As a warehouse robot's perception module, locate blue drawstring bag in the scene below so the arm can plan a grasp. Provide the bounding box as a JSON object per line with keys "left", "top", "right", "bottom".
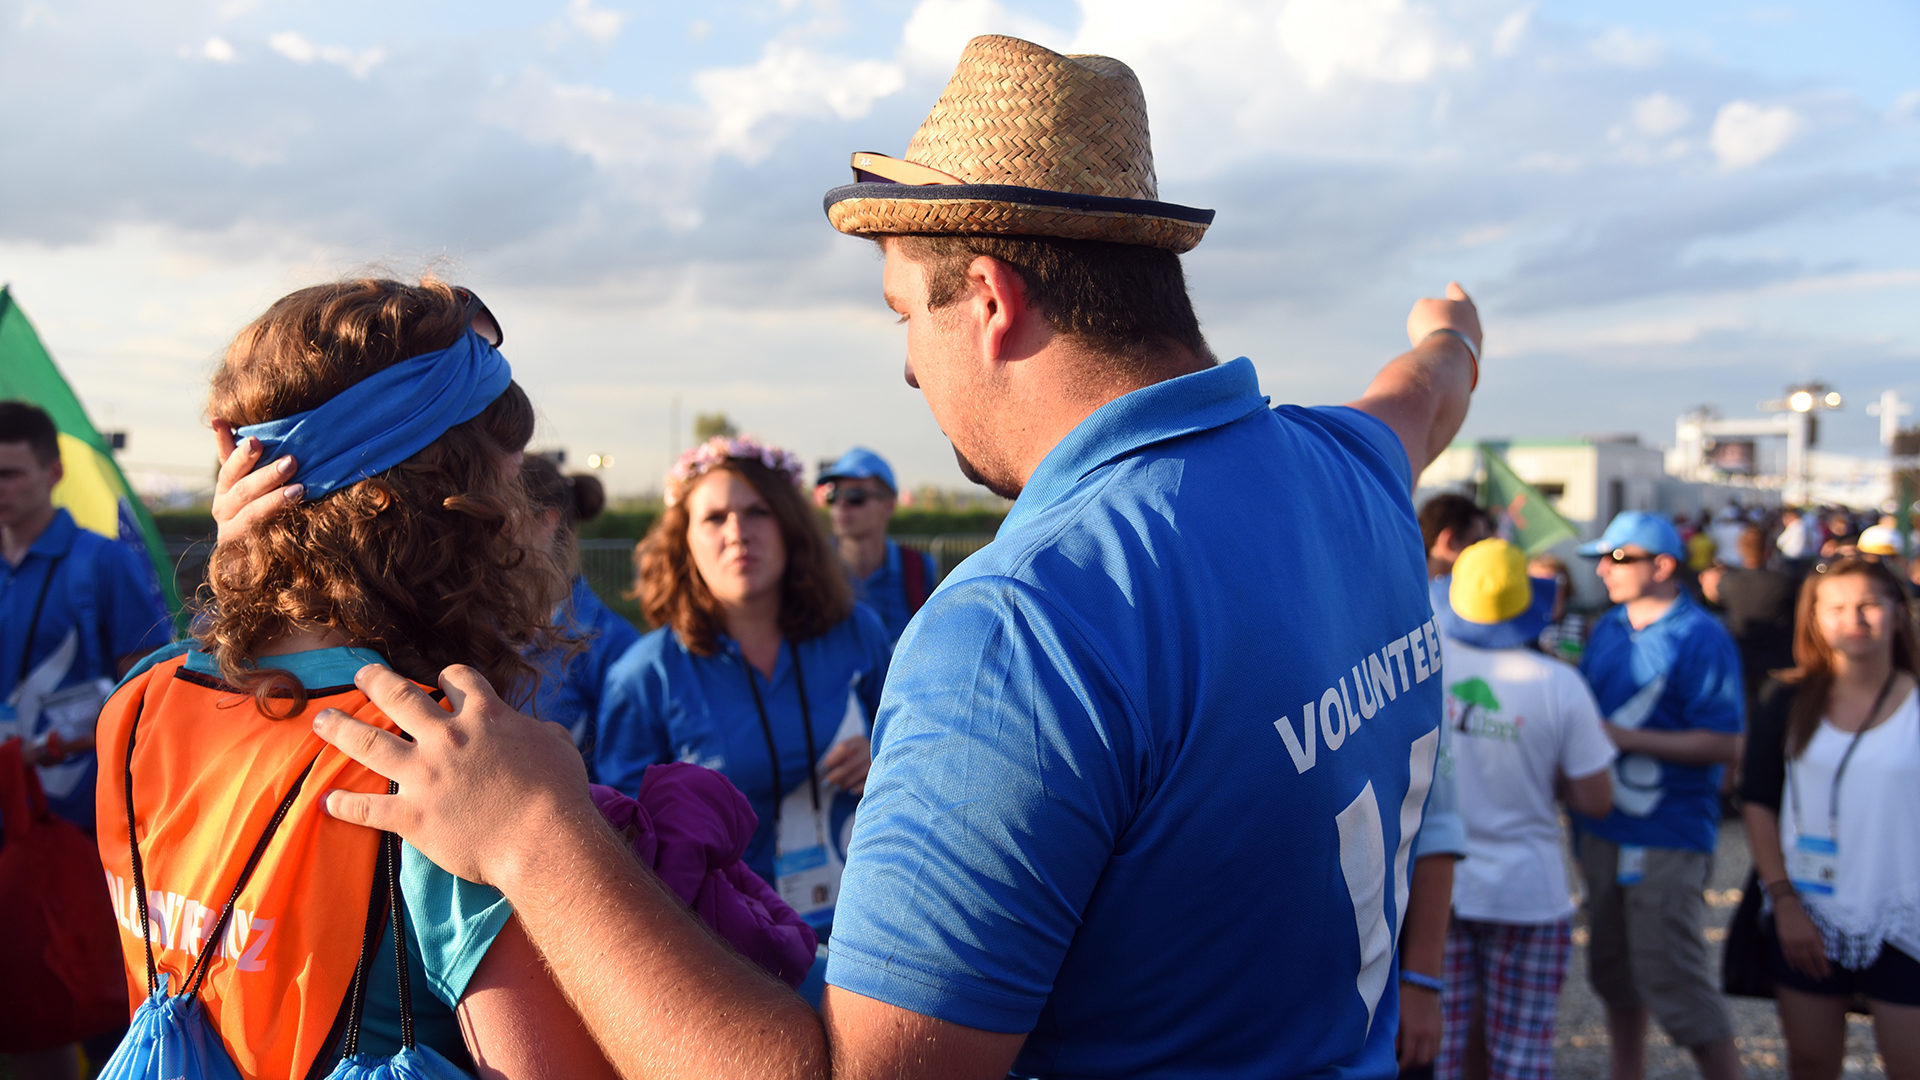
{"left": 99, "top": 714, "right": 470, "bottom": 1080}
{"left": 97, "top": 974, "right": 244, "bottom": 1080}
{"left": 96, "top": 751, "right": 316, "bottom": 1080}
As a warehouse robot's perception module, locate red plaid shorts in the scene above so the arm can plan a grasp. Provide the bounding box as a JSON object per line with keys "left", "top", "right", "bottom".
{"left": 1437, "top": 917, "right": 1572, "bottom": 1080}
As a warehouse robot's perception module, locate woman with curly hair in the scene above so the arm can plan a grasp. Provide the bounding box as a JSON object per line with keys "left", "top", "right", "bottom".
{"left": 1741, "top": 556, "right": 1920, "bottom": 1080}
{"left": 92, "top": 279, "right": 617, "bottom": 1080}
{"left": 593, "top": 436, "right": 891, "bottom": 944}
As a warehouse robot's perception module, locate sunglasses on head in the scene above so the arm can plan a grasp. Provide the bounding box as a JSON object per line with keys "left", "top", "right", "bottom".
{"left": 454, "top": 286, "right": 503, "bottom": 347}
{"left": 825, "top": 486, "right": 877, "bottom": 507}
{"left": 1603, "top": 549, "right": 1658, "bottom": 565}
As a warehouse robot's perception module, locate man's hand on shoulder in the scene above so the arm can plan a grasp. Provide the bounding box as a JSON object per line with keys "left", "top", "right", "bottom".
{"left": 313, "top": 663, "right": 597, "bottom": 889}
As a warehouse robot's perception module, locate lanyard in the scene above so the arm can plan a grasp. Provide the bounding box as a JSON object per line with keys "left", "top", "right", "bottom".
{"left": 12, "top": 553, "right": 67, "bottom": 689}
{"left": 1788, "top": 669, "right": 1898, "bottom": 839}
{"left": 739, "top": 641, "right": 822, "bottom": 822}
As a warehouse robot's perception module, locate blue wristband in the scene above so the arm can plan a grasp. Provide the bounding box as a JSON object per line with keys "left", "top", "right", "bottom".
{"left": 1400, "top": 969, "right": 1443, "bottom": 993}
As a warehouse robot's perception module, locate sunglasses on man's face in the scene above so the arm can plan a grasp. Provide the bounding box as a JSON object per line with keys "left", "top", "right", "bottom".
{"left": 826, "top": 487, "right": 880, "bottom": 507}
{"left": 1603, "top": 549, "right": 1657, "bottom": 565}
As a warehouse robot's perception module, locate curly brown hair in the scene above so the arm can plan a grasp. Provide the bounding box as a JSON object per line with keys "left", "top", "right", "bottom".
{"left": 635, "top": 457, "right": 851, "bottom": 655}
{"left": 200, "top": 278, "right": 565, "bottom": 715}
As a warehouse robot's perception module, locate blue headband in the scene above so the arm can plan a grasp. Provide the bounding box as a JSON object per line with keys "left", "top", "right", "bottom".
{"left": 235, "top": 329, "right": 513, "bottom": 499}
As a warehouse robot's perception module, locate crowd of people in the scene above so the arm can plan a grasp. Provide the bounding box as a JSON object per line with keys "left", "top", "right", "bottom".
{"left": 1, "top": 29, "right": 1915, "bottom": 1080}
{"left": 1411, "top": 497, "right": 1919, "bottom": 1080}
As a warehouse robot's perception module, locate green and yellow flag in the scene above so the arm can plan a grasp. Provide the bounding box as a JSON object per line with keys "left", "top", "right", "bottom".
{"left": 1478, "top": 442, "right": 1578, "bottom": 556}
{"left": 0, "top": 286, "right": 181, "bottom": 617}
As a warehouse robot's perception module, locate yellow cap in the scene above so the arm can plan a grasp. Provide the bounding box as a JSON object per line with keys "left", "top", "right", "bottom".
{"left": 1450, "top": 539, "right": 1533, "bottom": 625}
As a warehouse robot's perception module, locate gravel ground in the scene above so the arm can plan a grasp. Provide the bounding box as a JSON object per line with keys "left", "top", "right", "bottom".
{"left": 1554, "top": 819, "right": 1887, "bottom": 1079}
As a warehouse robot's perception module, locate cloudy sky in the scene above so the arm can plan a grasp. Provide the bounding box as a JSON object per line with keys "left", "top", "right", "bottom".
{"left": 2, "top": 0, "right": 1915, "bottom": 497}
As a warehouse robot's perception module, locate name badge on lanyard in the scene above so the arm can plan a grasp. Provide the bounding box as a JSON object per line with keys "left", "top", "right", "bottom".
{"left": 744, "top": 646, "right": 868, "bottom": 932}
{"left": 1788, "top": 835, "right": 1839, "bottom": 896}
{"left": 774, "top": 783, "right": 843, "bottom": 923}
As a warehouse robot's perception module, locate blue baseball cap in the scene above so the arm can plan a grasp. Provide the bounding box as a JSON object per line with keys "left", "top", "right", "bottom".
{"left": 818, "top": 447, "right": 897, "bottom": 493}
{"left": 1576, "top": 510, "right": 1683, "bottom": 559}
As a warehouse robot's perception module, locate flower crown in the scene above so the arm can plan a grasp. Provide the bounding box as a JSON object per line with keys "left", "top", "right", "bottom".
{"left": 664, "top": 434, "right": 808, "bottom": 507}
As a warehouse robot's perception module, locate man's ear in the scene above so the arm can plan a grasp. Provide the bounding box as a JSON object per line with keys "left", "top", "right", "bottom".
{"left": 48, "top": 458, "right": 64, "bottom": 487}
{"left": 1431, "top": 526, "right": 1457, "bottom": 559}
{"left": 966, "top": 255, "right": 1035, "bottom": 362}
{"left": 1652, "top": 553, "right": 1679, "bottom": 583}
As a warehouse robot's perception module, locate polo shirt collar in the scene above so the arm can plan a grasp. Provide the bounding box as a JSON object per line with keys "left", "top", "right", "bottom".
{"left": 184, "top": 644, "right": 389, "bottom": 688}
{"left": 25, "top": 507, "right": 78, "bottom": 559}
{"left": 1006, "top": 357, "right": 1268, "bottom": 529}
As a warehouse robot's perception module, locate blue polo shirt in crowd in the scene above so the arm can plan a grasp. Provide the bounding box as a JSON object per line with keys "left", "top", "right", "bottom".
{"left": 1575, "top": 591, "right": 1743, "bottom": 853}
{"left": 826, "top": 357, "right": 1446, "bottom": 1080}
{"left": 852, "top": 539, "right": 939, "bottom": 644}
{"left": 0, "top": 508, "right": 172, "bottom": 828}
{"left": 592, "top": 604, "right": 891, "bottom": 884}
{"left": 526, "top": 575, "right": 642, "bottom": 752}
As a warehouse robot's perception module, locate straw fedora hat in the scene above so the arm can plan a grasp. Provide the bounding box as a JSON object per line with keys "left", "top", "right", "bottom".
{"left": 822, "top": 35, "right": 1213, "bottom": 252}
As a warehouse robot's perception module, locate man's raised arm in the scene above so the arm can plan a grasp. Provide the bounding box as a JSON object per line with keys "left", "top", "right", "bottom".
{"left": 1349, "top": 283, "right": 1482, "bottom": 486}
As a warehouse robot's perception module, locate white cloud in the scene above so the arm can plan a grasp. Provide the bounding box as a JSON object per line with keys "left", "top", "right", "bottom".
{"left": 1491, "top": 6, "right": 1532, "bottom": 58}
{"left": 1589, "top": 26, "right": 1662, "bottom": 67}
{"left": 1893, "top": 90, "right": 1920, "bottom": 121}
{"left": 267, "top": 31, "right": 385, "bottom": 78}
{"left": 694, "top": 44, "right": 905, "bottom": 163}
{"left": 1632, "top": 93, "right": 1689, "bottom": 137}
{"left": 901, "top": 0, "right": 1071, "bottom": 72}
{"left": 1275, "top": 0, "right": 1468, "bottom": 91}
{"left": 1710, "top": 100, "right": 1801, "bottom": 169}
{"left": 201, "top": 37, "right": 236, "bottom": 63}
{"left": 565, "top": 0, "right": 626, "bottom": 44}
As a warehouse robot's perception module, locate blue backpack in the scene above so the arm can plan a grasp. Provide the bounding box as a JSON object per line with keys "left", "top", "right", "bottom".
{"left": 97, "top": 759, "right": 468, "bottom": 1080}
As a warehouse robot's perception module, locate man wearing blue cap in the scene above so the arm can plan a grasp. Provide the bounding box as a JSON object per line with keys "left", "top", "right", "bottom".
{"left": 1572, "top": 511, "right": 1745, "bottom": 1080}
{"left": 817, "top": 448, "right": 939, "bottom": 644}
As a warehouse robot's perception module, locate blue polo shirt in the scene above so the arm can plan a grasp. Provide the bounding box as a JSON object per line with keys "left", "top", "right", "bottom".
{"left": 526, "top": 575, "right": 642, "bottom": 751}
{"left": 592, "top": 605, "right": 891, "bottom": 884}
{"left": 1575, "top": 592, "right": 1743, "bottom": 853}
{"left": 2, "top": 508, "right": 171, "bottom": 828}
{"left": 853, "top": 540, "right": 939, "bottom": 644}
{"left": 826, "top": 358, "right": 1445, "bottom": 1079}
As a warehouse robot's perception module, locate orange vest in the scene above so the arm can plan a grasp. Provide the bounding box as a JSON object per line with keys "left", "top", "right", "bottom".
{"left": 95, "top": 652, "right": 414, "bottom": 1080}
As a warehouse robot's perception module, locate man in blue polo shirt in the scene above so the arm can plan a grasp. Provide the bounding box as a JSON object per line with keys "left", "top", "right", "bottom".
{"left": 1574, "top": 511, "right": 1744, "bottom": 1080}
{"left": 2, "top": 400, "right": 171, "bottom": 1080}
{"left": 817, "top": 447, "right": 939, "bottom": 644}
{"left": 301, "top": 34, "right": 1484, "bottom": 1080}
{"left": 1, "top": 401, "right": 171, "bottom": 830}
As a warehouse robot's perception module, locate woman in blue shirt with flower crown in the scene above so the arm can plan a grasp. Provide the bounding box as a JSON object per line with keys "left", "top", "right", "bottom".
{"left": 593, "top": 436, "right": 890, "bottom": 944}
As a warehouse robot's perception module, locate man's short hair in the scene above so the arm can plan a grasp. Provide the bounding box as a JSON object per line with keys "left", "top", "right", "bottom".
{"left": 891, "top": 234, "right": 1210, "bottom": 376}
{"left": 0, "top": 400, "right": 60, "bottom": 465}
{"left": 1419, "top": 492, "right": 1488, "bottom": 554}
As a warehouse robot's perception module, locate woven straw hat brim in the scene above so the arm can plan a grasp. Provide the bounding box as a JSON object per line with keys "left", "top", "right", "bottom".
{"left": 825, "top": 182, "right": 1212, "bottom": 252}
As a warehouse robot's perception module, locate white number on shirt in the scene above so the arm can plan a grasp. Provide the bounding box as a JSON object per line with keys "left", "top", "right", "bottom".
{"left": 1336, "top": 728, "right": 1440, "bottom": 1030}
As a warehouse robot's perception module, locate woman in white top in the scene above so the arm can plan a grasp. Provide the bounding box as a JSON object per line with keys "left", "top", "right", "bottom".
{"left": 1741, "top": 556, "right": 1920, "bottom": 1080}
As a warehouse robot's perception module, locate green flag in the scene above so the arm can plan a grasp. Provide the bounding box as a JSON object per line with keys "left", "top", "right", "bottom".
{"left": 0, "top": 286, "right": 181, "bottom": 618}
{"left": 1478, "top": 443, "right": 1578, "bottom": 556}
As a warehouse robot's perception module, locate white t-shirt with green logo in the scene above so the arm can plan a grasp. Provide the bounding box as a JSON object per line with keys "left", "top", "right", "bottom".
{"left": 1443, "top": 639, "right": 1617, "bottom": 924}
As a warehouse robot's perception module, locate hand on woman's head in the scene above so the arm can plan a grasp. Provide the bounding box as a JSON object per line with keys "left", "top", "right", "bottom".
{"left": 211, "top": 418, "right": 302, "bottom": 546}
